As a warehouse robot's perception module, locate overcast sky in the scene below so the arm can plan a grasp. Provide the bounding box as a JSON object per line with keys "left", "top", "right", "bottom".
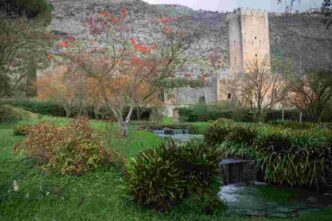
{"left": 143, "top": 0, "right": 323, "bottom": 12}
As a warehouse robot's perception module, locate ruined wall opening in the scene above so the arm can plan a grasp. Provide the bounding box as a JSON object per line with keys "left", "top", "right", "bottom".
{"left": 199, "top": 96, "right": 206, "bottom": 104}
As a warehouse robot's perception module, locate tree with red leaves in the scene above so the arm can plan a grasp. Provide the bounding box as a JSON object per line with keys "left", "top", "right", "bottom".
{"left": 58, "top": 9, "right": 199, "bottom": 136}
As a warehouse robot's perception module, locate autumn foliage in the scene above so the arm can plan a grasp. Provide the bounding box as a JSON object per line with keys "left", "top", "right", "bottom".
{"left": 14, "top": 118, "right": 112, "bottom": 175}
{"left": 46, "top": 8, "right": 198, "bottom": 136}
{"left": 35, "top": 65, "right": 77, "bottom": 117}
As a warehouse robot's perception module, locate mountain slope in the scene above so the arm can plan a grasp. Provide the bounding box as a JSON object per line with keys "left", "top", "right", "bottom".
{"left": 49, "top": 0, "right": 332, "bottom": 76}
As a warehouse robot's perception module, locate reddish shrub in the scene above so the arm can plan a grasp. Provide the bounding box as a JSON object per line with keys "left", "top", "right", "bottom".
{"left": 14, "top": 118, "right": 113, "bottom": 175}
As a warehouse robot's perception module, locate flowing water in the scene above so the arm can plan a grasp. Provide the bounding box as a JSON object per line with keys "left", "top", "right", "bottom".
{"left": 152, "top": 128, "right": 203, "bottom": 143}
{"left": 219, "top": 184, "right": 332, "bottom": 218}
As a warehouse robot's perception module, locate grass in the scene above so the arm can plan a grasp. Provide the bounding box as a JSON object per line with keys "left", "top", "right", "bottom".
{"left": 0, "top": 113, "right": 332, "bottom": 220}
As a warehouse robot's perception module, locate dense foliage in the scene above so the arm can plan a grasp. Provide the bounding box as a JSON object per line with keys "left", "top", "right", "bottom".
{"left": 125, "top": 140, "right": 222, "bottom": 211}
{"left": 0, "top": 16, "right": 51, "bottom": 97}
{"left": 12, "top": 123, "right": 30, "bottom": 136}
{"left": 1, "top": 99, "right": 152, "bottom": 120}
{"left": 178, "top": 104, "right": 332, "bottom": 123}
{"left": 205, "top": 119, "right": 332, "bottom": 188}
{"left": 0, "top": 105, "right": 31, "bottom": 123}
{"left": 14, "top": 118, "right": 112, "bottom": 175}
{"left": 1, "top": 0, "right": 52, "bottom": 22}
{"left": 177, "top": 104, "right": 253, "bottom": 122}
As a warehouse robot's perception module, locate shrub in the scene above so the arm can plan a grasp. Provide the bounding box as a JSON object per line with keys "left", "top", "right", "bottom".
{"left": 12, "top": 124, "right": 31, "bottom": 136}
{"left": 178, "top": 104, "right": 332, "bottom": 123}
{"left": 269, "top": 120, "right": 316, "bottom": 130}
{"left": 204, "top": 119, "right": 233, "bottom": 145}
{"left": 5, "top": 0, "right": 53, "bottom": 22}
{"left": 168, "top": 141, "right": 222, "bottom": 194}
{"left": 0, "top": 105, "right": 28, "bottom": 123}
{"left": 14, "top": 118, "right": 112, "bottom": 175}
{"left": 125, "top": 140, "right": 222, "bottom": 211}
{"left": 226, "top": 125, "right": 257, "bottom": 145}
{"left": 204, "top": 119, "right": 332, "bottom": 188}
{"left": 177, "top": 104, "right": 233, "bottom": 122}
{"left": 254, "top": 129, "right": 331, "bottom": 188}
{"left": 1, "top": 99, "right": 152, "bottom": 120}
{"left": 125, "top": 147, "right": 186, "bottom": 211}
{"left": 1, "top": 100, "right": 66, "bottom": 117}
{"left": 265, "top": 110, "right": 300, "bottom": 122}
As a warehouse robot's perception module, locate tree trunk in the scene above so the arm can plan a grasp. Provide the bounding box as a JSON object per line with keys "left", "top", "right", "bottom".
{"left": 137, "top": 106, "right": 141, "bottom": 121}
{"left": 117, "top": 104, "right": 134, "bottom": 137}
{"left": 26, "top": 58, "right": 37, "bottom": 97}
{"left": 93, "top": 105, "right": 100, "bottom": 120}
{"left": 119, "top": 120, "right": 129, "bottom": 137}
{"left": 64, "top": 106, "right": 71, "bottom": 118}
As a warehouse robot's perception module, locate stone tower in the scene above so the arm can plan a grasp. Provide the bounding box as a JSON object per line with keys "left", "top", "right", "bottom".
{"left": 218, "top": 8, "right": 271, "bottom": 101}
{"left": 228, "top": 7, "right": 271, "bottom": 76}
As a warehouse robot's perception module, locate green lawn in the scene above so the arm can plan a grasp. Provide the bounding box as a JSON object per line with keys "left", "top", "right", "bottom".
{"left": 0, "top": 115, "right": 331, "bottom": 221}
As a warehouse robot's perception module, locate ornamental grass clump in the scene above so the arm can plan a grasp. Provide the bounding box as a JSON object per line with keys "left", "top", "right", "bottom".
{"left": 204, "top": 119, "right": 332, "bottom": 189}
{"left": 254, "top": 129, "right": 332, "bottom": 188}
{"left": 125, "top": 140, "right": 222, "bottom": 212}
{"left": 204, "top": 118, "right": 234, "bottom": 145}
{"left": 14, "top": 118, "right": 112, "bottom": 175}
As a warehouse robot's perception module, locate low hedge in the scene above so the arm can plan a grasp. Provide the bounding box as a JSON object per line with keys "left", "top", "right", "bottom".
{"left": 205, "top": 119, "right": 332, "bottom": 189}
{"left": 177, "top": 104, "right": 306, "bottom": 123}
{"left": 177, "top": 104, "right": 253, "bottom": 122}
{"left": 0, "top": 105, "right": 32, "bottom": 123}
{"left": 0, "top": 99, "right": 152, "bottom": 120}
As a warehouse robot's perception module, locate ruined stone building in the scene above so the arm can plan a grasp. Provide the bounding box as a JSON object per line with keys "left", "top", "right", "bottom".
{"left": 165, "top": 8, "right": 272, "bottom": 116}
{"left": 44, "top": 0, "right": 332, "bottom": 117}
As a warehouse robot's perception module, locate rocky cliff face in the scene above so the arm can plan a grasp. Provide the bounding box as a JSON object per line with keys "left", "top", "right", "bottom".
{"left": 49, "top": 0, "right": 332, "bottom": 76}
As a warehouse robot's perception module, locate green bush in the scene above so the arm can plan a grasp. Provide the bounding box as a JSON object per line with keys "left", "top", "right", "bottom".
{"left": 178, "top": 104, "right": 331, "bottom": 123}
{"left": 6, "top": 0, "right": 53, "bottom": 23}
{"left": 12, "top": 123, "right": 31, "bottom": 136}
{"left": 269, "top": 120, "right": 316, "bottom": 129}
{"left": 254, "top": 129, "right": 331, "bottom": 187}
{"left": 265, "top": 110, "right": 300, "bottom": 122}
{"left": 204, "top": 119, "right": 332, "bottom": 189}
{"left": 125, "top": 140, "right": 222, "bottom": 211}
{"left": 226, "top": 125, "right": 257, "bottom": 145}
{"left": 0, "top": 105, "right": 31, "bottom": 123}
{"left": 177, "top": 104, "right": 234, "bottom": 122}
{"left": 1, "top": 100, "right": 66, "bottom": 117}
{"left": 14, "top": 118, "right": 113, "bottom": 175}
{"left": 1, "top": 99, "right": 152, "bottom": 120}
{"left": 204, "top": 119, "right": 234, "bottom": 145}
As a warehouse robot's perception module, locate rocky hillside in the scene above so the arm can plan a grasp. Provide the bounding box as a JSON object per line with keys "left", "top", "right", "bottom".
{"left": 49, "top": 0, "right": 332, "bottom": 77}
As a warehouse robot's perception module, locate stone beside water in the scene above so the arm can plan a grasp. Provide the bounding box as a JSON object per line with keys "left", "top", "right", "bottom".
{"left": 220, "top": 159, "right": 256, "bottom": 185}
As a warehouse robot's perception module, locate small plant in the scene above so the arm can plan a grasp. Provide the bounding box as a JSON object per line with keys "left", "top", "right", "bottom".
{"left": 226, "top": 125, "right": 257, "bottom": 145}
{"left": 14, "top": 118, "right": 112, "bottom": 175}
{"left": 12, "top": 124, "right": 31, "bottom": 136}
{"left": 126, "top": 147, "right": 186, "bottom": 211}
{"left": 204, "top": 118, "right": 233, "bottom": 146}
{"left": 125, "top": 140, "right": 222, "bottom": 212}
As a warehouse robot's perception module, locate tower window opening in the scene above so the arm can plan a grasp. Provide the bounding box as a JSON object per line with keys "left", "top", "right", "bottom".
{"left": 255, "top": 54, "right": 257, "bottom": 57}
{"left": 227, "top": 93, "right": 232, "bottom": 99}
{"left": 255, "top": 36, "right": 257, "bottom": 39}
